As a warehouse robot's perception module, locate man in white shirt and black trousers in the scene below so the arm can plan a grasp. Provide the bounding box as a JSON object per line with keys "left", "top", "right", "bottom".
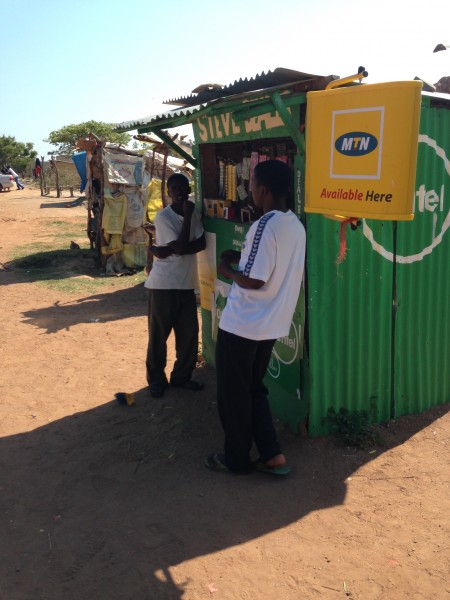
{"left": 144, "top": 173, "right": 206, "bottom": 398}
{"left": 205, "top": 160, "right": 306, "bottom": 477}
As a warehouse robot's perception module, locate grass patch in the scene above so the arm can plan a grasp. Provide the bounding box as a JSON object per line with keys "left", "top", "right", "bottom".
{"left": 7, "top": 237, "right": 146, "bottom": 294}
{"left": 13, "top": 220, "right": 87, "bottom": 249}
{"left": 48, "top": 220, "right": 78, "bottom": 228}
{"left": 5, "top": 215, "right": 148, "bottom": 294}
{"left": 11, "top": 242, "right": 51, "bottom": 258}
{"left": 48, "top": 220, "right": 86, "bottom": 233}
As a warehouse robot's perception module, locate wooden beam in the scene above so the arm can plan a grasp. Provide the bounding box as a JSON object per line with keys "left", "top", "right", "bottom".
{"left": 270, "top": 92, "right": 306, "bottom": 155}
{"left": 150, "top": 129, "right": 197, "bottom": 168}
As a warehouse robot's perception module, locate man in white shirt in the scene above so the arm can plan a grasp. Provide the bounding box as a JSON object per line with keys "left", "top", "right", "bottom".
{"left": 144, "top": 173, "right": 206, "bottom": 398}
{"left": 205, "top": 160, "right": 306, "bottom": 476}
{"left": 7, "top": 166, "right": 24, "bottom": 190}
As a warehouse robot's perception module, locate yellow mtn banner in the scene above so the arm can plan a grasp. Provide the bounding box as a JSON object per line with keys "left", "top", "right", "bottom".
{"left": 305, "top": 81, "right": 422, "bottom": 220}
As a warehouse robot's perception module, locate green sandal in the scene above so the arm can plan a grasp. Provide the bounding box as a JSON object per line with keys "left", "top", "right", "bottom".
{"left": 253, "top": 460, "right": 291, "bottom": 476}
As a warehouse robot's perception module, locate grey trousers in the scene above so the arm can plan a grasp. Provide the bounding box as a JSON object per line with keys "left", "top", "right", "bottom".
{"left": 146, "top": 289, "right": 199, "bottom": 386}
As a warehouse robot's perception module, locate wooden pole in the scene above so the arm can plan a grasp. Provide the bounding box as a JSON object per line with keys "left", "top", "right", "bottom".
{"left": 52, "top": 157, "right": 60, "bottom": 198}
{"left": 40, "top": 156, "right": 46, "bottom": 196}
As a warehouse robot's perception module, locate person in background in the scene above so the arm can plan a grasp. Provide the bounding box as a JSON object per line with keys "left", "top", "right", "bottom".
{"left": 7, "top": 166, "right": 24, "bottom": 190}
{"left": 34, "top": 158, "right": 42, "bottom": 179}
{"left": 144, "top": 173, "right": 206, "bottom": 398}
{"left": 205, "top": 160, "right": 306, "bottom": 477}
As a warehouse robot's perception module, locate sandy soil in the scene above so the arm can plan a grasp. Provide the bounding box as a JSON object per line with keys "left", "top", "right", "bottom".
{"left": 0, "top": 187, "right": 449, "bottom": 600}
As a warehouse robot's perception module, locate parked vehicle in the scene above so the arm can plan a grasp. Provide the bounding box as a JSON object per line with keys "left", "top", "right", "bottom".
{"left": 0, "top": 173, "right": 14, "bottom": 192}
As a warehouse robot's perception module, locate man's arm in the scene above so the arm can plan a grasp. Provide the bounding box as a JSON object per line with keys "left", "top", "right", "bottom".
{"left": 176, "top": 232, "right": 206, "bottom": 255}
{"left": 150, "top": 245, "right": 173, "bottom": 259}
{"left": 169, "top": 201, "right": 195, "bottom": 255}
{"left": 143, "top": 222, "right": 174, "bottom": 259}
{"left": 152, "top": 232, "right": 206, "bottom": 258}
{"left": 170, "top": 203, "right": 206, "bottom": 255}
{"left": 147, "top": 202, "right": 206, "bottom": 257}
{"left": 218, "top": 250, "right": 265, "bottom": 290}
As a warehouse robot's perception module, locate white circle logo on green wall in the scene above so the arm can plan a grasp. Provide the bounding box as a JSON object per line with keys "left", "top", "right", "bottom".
{"left": 267, "top": 320, "right": 299, "bottom": 380}
{"left": 363, "top": 134, "right": 450, "bottom": 263}
{"left": 267, "top": 354, "right": 281, "bottom": 379}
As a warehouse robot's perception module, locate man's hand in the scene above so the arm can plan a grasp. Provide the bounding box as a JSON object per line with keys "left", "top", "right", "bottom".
{"left": 142, "top": 223, "right": 155, "bottom": 237}
{"left": 220, "top": 249, "right": 241, "bottom": 264}
{"left": 218, "top": 248, "right": 264, "bottom": 290}
{"left": 218, "top": 258, "right": 231, "bottom": 278}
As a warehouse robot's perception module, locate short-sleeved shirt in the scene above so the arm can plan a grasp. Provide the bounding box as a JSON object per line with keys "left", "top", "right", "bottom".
{"left": 219, "top": 210, "right": 306, "bottom": 341}
{"left": 144, "top": 204, "right": 204, "bottom": 290}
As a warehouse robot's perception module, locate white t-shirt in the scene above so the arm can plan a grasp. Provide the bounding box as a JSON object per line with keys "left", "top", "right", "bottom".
{"left": 144, "top": 204, "right": 204, "bottom": 290}
{"left": 219, "top": 210, "right": 306, "bottom": 341}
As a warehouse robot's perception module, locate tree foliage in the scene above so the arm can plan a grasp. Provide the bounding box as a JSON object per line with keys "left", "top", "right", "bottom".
{"left": 45, "top": 121, "right": 132, "bottom": 155}
{"left": 0, "top": 135, "right": 37, "bottom": 174}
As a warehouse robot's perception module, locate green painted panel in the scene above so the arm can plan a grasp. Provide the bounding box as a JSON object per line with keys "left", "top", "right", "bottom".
{"left": 264, "top": 286, "right": 307, "bottom": 428}
{"left": 394, "top": 101, "right": 450, "bottom": 416}
{"left": 201, "top": 308, "right": 215, "bottom": 366}
{"left": 193, "top": 101, "right": 300, "bottom": 144}
{"left": 200, "top": 218, "right": 249, "bottom": 369}
{"left": 306, "top": 214, "right": 394, "bottom": 436}
{"left": 201, "top": 213, "right": 306, "bottom": 430}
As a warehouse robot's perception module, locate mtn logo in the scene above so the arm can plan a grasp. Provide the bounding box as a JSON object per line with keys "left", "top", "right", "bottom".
{"left": 335, "top": 132, "right": 378, "bottom": 156}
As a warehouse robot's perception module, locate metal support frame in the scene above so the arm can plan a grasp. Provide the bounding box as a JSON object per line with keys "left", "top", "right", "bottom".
{"left": 231, "top": 93, "right": 306, "bottom": 123}
{"left": 121, "top": 89, "right": 309, "bottom": 166}
{"left": 228, "top": 92, "right": 306, "bottom": 156}
{"left": 270, "top": 92, "right": 306, "bottom": 155}
{"left": 139, "top": 128, "right": 197, "bottom": 168}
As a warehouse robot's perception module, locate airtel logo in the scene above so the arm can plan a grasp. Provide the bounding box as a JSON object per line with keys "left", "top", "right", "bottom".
{"left": 363, "top": 134, "right": 450, "bottom": 264}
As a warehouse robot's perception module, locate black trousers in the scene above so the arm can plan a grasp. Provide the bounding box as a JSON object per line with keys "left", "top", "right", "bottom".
{"left": 216, "top": 329, "right": 281, "bottom": 472}
{"left": 146, "top": 289, "right": 199, "bottom": 386}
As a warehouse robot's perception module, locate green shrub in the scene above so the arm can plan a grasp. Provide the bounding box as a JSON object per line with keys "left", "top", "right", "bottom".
{"left": 325, "top": 407, "right": 382, "bottom": 449}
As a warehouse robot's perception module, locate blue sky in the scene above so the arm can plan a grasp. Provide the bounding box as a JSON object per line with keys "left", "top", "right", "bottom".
{"left": 1, "top": 0, "right": 449, "bottom": 156}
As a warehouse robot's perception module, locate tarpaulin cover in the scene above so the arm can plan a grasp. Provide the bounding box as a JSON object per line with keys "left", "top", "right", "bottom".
{"left": 104, "top": 152, "right": 143, "bottom": 186}
{"left": 72, "top": 152, "right": 87, "bottom": 192}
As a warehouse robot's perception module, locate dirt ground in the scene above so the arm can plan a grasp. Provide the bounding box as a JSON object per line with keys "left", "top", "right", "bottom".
{"left": 0, "top": 187, "right": 449, "bottom": 600}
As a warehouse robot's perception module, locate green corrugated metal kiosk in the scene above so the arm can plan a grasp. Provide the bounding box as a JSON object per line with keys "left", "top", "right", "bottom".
{"left": 116, "top": 68, "right": 450, "bottom": 436}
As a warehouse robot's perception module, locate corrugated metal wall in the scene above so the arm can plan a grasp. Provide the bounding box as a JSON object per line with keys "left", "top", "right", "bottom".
{"left": 395, "top": 101, "right": 450, "bottom": 416}
{"left": 305, "top": 97, "right": 450, "bottom": 435}
{"left": 306, "top": 216, "right": 394, "bottom": 435}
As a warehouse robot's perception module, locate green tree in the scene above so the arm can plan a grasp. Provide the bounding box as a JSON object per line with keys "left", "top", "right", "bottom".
{"left": 45, "top": 121, "right": 132, "bottom": 155}
{"left": 0, "top": 136, "right": 37, "bottom": 174}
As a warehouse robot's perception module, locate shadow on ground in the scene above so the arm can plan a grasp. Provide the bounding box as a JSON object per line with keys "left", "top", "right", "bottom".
{"left": 18, "top": 284, "right": 148, "bottom": 333}
{"left": 39, "top": 197, "right": 87, "bottom": 209}
{"left": 1, "top": 378, "right": 448, "bottom": 599}
{"left": 0, "top": 248, "right": 103, "bottom": 287}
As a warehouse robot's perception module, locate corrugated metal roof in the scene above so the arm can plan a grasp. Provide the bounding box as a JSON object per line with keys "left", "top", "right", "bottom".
{"left": 163, "top": 67, "right": 325, "bottom": 106}
{"left": 423, "top": 90, "right": 450, "bottom": 107}
{"left": 115, "top": 67, "right": 334, "bottom": 132}
{"left": 115, "top": 103, "right": 210, "bottom": 132}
